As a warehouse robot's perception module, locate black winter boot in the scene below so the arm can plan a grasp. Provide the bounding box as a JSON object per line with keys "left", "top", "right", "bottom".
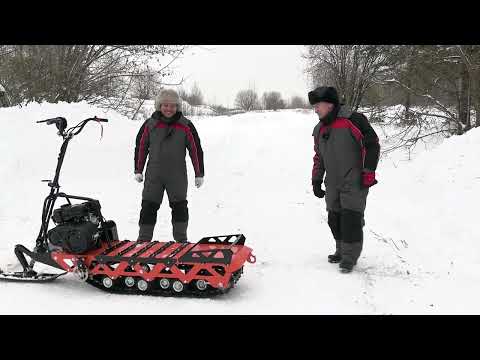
{"left": 327, "top": 211, "right": 342, "bottom": 263}
{"left": 339, "top": 241, "right": 363, "bottom": 273}
{"left": 328, "top": 240, "right": 342, "bottom": 263}
{"left": 338, "top": 209, "right": 364, "bottom": 273}
{"left": 339, "top": 260, "right": 354, "bottom": 273}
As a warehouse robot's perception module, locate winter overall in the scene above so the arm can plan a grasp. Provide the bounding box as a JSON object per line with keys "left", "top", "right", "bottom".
{"left": 312, "top": 105, "right": 379, "bottom": 267}
{"left": 134, "top": 111, "right": 204, "bottom": 242}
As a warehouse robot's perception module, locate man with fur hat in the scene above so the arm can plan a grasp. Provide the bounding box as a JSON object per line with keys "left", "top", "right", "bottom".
{"left": 308, "top": 86, "right": 380, "bottom": 273}
{"left": 134, "top": 88, "right": 204, "bottom": 242}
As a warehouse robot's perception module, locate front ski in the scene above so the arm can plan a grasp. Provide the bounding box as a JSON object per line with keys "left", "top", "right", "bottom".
{"left": 0, "top": 268, "right": 67, "bottom": 282}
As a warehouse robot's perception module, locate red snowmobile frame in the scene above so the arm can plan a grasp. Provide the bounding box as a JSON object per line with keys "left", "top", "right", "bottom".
{"left": 0, "top": 116, "right": 255, "bottom": 297}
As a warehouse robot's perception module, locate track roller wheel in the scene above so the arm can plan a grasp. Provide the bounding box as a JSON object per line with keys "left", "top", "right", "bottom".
{"left": 172, "top": 280, "right": 184, "bottom": 293}
{"left": 124, "top": 276, "right": 135, "bottom": 287}
{"left": 195, "top": 279, "right": 208, "bottom": 291}
{"left": 137, "top": 279, "right": 149, "bottom": 292}
{"left": 159, "top": 278, "right": 170, "bottom": 289}
{"left": 102, "top": 276, "right": 114, "bottom": 289}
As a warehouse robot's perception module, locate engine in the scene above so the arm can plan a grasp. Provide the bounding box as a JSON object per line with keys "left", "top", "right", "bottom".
{"left": 48, "top": 200, "right": 117, "bottom": 254}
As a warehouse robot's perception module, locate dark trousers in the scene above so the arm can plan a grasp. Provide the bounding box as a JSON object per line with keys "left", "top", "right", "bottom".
{"left": 327, "top": 209, "right": 364, "bottom": 264}
{"left": 138, "top": 199, "right": 189, "bottom": 242}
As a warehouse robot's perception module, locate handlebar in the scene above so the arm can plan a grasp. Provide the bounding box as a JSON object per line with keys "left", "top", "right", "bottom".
{"left": 37, "top": 116, "right": 108, "bottom": 138}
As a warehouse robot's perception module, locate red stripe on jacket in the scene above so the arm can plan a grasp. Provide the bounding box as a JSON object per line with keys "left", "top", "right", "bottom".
{"left": 319, "top": 117, "right": 366, "bottom": 166}
{"left": 137, "top": 125, "right": 150, "bottom": 172}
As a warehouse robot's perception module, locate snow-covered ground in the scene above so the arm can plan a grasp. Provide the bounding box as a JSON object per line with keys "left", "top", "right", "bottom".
{"left": 0, "top": 102, "right": 478, "bottom": 314}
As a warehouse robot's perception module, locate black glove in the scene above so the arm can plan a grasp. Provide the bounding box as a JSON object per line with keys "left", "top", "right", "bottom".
{"left": 312, "top": 180, "right": 325, "bottom": 198}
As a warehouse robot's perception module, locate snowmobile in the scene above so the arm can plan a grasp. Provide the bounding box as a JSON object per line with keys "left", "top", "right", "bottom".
{"left": 0, "top": 116, "right": 256, "bottom": 297}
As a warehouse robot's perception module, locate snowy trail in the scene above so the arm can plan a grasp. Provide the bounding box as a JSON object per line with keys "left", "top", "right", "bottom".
{"left": 1, "top": 103, "right": 479, "bottom": 314}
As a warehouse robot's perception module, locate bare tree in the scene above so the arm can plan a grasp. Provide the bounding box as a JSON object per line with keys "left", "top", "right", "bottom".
{"left": 210, "top": 104, "right": 230, "bottom": 115}
{"left": 262, "top": 91, "right": 286, "bottom": 111}
{"left": 0, "top": 83, "right": 11, "bottom": 107}
{"left": 288, "top": 95, "right": 308, "bottom": 109}
{"left": 235, "top": 89, "right": 259, "bottom": 111}
{"left": 188, "top": 82, "right": 204, "bottom": 106}
{"left": 455, "top": 45, "right": 480, "bottom": 128}
{"left": 380, "top": 109, "right": 451, "bottom": 159}
{"left": 177, "top": 87, "right": 188, "bottom": 101}
{"left": 177, "top": 82, "right": 204, "bottom": 106}
{"left": 303, "top": 45, "right": 398, "bottom": 110}
{"left": 125, "top": 67, "right": 164, "bottom": 120}
{"left": 381, "top": 45, "right": 480, "bottom": 135}
{"left": 0, "top": 45, "right": 14, "bottom": 58}
{"left": 0, "top": 45, "right": 186, "bottom": 107}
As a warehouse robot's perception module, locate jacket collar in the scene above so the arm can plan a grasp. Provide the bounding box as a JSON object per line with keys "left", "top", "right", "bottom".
{"left": 319, "top": 104, "right": 352, "bottom": 126}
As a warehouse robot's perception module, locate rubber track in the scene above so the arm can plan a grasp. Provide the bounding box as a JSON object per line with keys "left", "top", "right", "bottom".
{"left": 84, "top": 267, "right": 244, "bottom": 298}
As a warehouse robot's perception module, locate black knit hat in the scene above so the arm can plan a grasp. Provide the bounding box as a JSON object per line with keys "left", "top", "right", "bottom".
{"left": 308, "top": 86, "right": 339, "bottom": 106}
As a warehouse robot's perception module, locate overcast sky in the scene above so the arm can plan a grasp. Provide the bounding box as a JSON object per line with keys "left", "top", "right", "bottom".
{"left": 169, "top": 45, "right": 311, "bottom": 108}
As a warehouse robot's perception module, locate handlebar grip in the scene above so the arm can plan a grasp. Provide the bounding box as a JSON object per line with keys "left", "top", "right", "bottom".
{"left": 37, "top": 118, "right": 58, "bottom": 125}
{"left": 37, "top": 117, "right": 62, "bottom": 124}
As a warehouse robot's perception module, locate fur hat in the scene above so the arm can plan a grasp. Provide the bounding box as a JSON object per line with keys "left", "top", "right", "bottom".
{"left": 308, "top": 86, "right": 339, "bottom": 106}
{"left": 155, "top": 89, "right": 182, "bottom": 111}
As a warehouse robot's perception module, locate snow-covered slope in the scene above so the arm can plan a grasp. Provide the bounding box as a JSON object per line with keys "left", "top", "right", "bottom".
{"left": 0, "top": 102, "right": 478, "bottom": 314}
